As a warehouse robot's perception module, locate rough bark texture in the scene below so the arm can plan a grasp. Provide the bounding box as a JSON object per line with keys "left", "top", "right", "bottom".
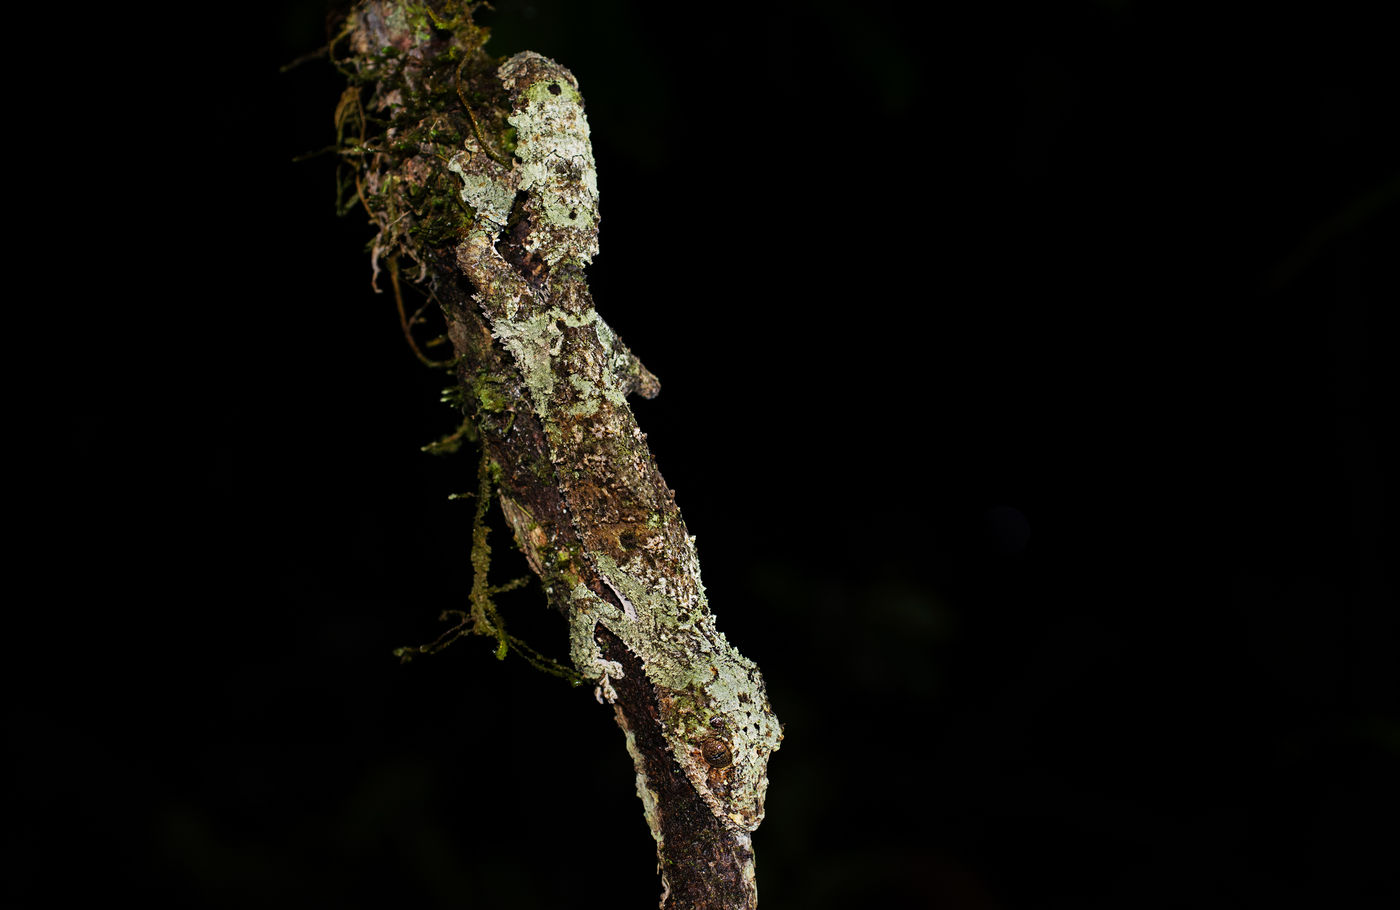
{"left": 332, "top": 4, "right": 779, "bottom": 907}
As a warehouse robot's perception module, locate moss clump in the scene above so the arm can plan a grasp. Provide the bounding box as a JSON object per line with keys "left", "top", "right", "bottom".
{"left": 333, "top": 3, "right": 574, "bottom": 680}
{"left": 331, "top": 1, "right": 508, "bottom": 300}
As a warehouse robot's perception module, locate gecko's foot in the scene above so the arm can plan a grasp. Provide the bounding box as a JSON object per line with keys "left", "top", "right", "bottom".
{"left": 592, "top": 657, "right": 624, "bottom": 704}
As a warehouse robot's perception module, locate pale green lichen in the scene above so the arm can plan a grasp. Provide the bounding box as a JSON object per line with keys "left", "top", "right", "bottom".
{"left": 498, "top": 53, "right": 599, "bottom": 266}
{"left": 565, "top": 375, "right": 601, "bottom": 417}
{"left": 447, "top": 154, "right": 514, "bottom": 227}
{"left": 484, "top": 308, "right": 564, "bottom": 415}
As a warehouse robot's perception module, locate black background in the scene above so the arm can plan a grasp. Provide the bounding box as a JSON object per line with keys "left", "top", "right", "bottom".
{"left": 14, "top": 1, "right": 1396, "bottom": 907}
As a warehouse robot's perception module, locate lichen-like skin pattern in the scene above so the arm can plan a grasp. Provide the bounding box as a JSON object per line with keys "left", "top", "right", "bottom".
{"left": 499, "top": 53, "right": 599, "bottom": 267}
{"left": 449, "top": 52, "right": 782, "bottom": 836}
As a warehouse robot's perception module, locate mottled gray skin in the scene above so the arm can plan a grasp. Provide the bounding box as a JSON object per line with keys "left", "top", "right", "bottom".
{"left": 449, "top": 52, "right": 781, "bottom": 835}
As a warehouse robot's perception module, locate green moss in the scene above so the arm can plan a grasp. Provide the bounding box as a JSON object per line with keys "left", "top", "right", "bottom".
{"left": 341, "top": 3, "right": 577, "bottom": 682}
{"left": 475, "top": 380, "right": 509, "bottom": 413}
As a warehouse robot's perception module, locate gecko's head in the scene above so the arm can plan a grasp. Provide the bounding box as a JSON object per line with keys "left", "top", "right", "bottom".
{"left": 663, "top": 672, "right": 784, "bottom": 833}
{"left": 696, "top": 716, "right": 780, "bottom": 832}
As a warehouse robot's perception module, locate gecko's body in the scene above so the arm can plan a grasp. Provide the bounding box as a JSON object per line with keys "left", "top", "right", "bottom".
{"left": 448, "top": 52, "right": 782, "bottom": 835}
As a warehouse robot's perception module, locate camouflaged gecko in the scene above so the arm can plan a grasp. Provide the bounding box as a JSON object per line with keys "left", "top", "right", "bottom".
{"left": 447, "top": 52, "right": 782, "bottom": 835}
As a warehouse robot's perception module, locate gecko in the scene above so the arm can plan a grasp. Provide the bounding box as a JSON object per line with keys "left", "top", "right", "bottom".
{"left": 446, "top": 51, "right": 783, "bottom": 836}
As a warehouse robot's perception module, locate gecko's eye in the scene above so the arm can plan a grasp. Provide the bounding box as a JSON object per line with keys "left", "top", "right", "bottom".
{"left": 701, "top": 737, "right": 733, "bottom": 769}
{"left": 548, "top": 82, "right": 562, "bottom": 95}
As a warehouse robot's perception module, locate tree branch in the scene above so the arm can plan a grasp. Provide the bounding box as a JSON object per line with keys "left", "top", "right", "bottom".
{"left": 333, "top": 4, "right": 781, "bottom": 907}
